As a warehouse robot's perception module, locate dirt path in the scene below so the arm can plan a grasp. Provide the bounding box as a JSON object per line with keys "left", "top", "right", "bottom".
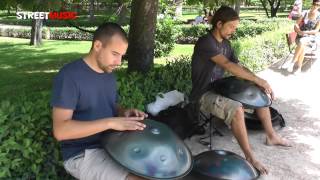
{"left": 185, "top": 57, "right": 320, "bottom": 180}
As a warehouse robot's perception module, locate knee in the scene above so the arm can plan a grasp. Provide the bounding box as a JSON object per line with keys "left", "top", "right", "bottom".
{"left": 297, "top": 42, "right": 306, "bottom": 49}
{"left": 232, "top": 107, "right": 245, "bottom": 122}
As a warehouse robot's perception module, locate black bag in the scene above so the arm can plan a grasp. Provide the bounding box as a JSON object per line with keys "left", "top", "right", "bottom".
{"left": 149, "top": 103, "right": 204, "bottom": 140}
{"left": 244, "top": 107, "right": 286, "bottom": 130}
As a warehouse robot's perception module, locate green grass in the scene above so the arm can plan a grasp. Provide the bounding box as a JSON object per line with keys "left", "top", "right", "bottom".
{"left": 0, "top": 37, "right": 192, "bottom": 99}
{"left": 155, "top": 44, "right": 194, "bottom": 64}
{"left": 0, "top": 37, "right": 90, "bottom": 98}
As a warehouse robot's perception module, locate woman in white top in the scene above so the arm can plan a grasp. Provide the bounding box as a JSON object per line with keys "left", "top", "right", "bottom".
{"left": 288, "top": 0, "right": 320, "bottom": 73}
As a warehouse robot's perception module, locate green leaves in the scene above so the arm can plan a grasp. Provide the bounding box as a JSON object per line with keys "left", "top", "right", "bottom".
{"left": 117, "top": 56, "right": 192, "bottom": 110}
{"left": 155, "top": 17, "right": 177, "bottom": 57}
{"left": 0, "top": 92, "right": 69, "bottom": 179}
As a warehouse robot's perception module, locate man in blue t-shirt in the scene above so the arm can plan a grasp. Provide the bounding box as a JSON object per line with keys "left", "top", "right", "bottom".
{"left": 51, "top": 22, "right": 147, "bottom": 180}
{"left": 190, "top": 6, "right": 291, "bottom": 175}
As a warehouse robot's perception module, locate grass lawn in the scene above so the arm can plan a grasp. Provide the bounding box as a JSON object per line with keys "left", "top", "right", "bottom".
{"left": 0, "top": 37, "right": 193, "bottom": 99}
{"left": 0, "top": 37, "right": 89, "bottom": 99}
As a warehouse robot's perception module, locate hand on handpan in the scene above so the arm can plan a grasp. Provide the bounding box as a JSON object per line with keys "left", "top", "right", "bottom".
{"left": 256, "top": 78, "right": 275, "bottom": 100}
{"left": 108, "top": 117, "right": 146, "bottom": 131}
{"left": 123, "top": 108, "right": 148, "bottom": 118}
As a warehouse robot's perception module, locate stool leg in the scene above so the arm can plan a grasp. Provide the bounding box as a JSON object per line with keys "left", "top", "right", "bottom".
{"left": 209, "top": 118, "right": 212, "bottom": 150}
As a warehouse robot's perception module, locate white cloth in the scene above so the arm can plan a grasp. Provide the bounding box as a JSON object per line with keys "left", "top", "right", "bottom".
{"left": 146, "top": 90, "right": 185, "bottom": 116}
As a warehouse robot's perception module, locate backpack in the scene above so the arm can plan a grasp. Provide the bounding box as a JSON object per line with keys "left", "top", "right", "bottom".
{"left": 244, "top": 107, "right": 286, "bottom": 130}
{"left": 149, "top": 103, "right": 205, "bottom": 140}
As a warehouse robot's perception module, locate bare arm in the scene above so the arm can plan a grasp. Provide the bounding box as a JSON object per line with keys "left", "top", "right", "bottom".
{"left": 294, "top": 16, "right": 304, "bottom": 35}
{"left": 52, "top": 107, "right": 145, "bottom": 141}
{"left": 211, "top": 54, "right": 274, "bottom": 99}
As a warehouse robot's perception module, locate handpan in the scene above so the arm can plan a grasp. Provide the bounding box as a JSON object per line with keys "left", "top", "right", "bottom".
{"left": 101, "top": 119, "right": 193, "bottom": 179}
{"left": 182, "top": 150, "right": 259, "bottom": 180}
{"left": 211, "top": 76, "right": 272, "bottom": 108}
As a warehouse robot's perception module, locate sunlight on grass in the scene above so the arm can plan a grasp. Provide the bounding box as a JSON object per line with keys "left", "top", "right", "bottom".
{"left": 0, "top": 37, "right": 91, "bottom": 98}
{"left": 0, "top": 37, "right": 193, "bottom": 98}
{"left": 155, "top": 44, "right": 194, "bottom": 64}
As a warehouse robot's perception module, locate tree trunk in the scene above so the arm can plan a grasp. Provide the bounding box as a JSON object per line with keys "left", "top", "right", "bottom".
{"left": 260, "top": 0, "right": 270, "bottom": 18}
{"left": 96, "top": 0, "right": 99, "bottom": 12}
{"left": 270, "top": 0, "right": 281, "bottom": 17}
{"left": 89, "top": 0, "right": 95, "bottom": 20}
{"left": 234, "top": 0, "right": 241, "bottom": 14}
{"left": 30, "top": 19, "right": 43, "bottom": 46}
{"left": 128, "top": 0, "right": 158, "bottom": 73}
{"left": 175, "top": 0, "right": 183, "bottom": 17}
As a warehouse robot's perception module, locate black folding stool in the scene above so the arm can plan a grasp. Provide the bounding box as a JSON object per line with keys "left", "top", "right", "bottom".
{"left": 194, "top": 102, "right": 224, "bottom": 150}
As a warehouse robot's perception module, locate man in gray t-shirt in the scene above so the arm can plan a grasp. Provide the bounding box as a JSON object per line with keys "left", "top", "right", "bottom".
{"left": 190, "top": 6, "right": 291, "bottom": 175}
{"left": 190, "top": 32, "right": 239, "bottom": 102}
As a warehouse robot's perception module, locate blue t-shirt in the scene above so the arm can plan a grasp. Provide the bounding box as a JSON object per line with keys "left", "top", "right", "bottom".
{"left": 51, "top": 59, "right": 118, "bottom": 161}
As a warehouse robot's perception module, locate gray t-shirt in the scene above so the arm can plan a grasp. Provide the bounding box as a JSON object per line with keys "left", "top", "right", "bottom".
{"left": 190, "top": 32, "right": 239, "bottom": 102}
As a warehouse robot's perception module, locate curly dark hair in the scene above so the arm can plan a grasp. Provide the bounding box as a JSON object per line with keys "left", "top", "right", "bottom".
{"left": 211, "top": 6, "right": 239, "bottom": 30}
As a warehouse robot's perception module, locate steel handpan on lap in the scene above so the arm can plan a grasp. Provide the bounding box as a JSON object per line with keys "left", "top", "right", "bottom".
{"left": 211, "top": 76, "right": 272, "bottom": 109}
{"left": 101, "top": 119, "right": 193, "bottom": 179}
{"left": 183, "top": 150, "right": 259, "bottom": 180}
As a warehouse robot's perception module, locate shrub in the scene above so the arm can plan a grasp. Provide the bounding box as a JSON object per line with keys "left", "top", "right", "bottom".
{"left": 175, "top": 18, "right": 289, "bottom": 44}
{"left": 155, "top": 18, "right": 177, "bottom": 57}
{"left": 48, "top": 27, "right": 94, "bottom": 40}
{"left": 175, "top": 24, "right": 209, "bottom": 44}
{"left": 117, "top": 56, "right": 192, "bottom": 109}
{"left": 232, "top": 20, "right": 292, "bottom": 72}
{"left": 0, "top": 92, "right": 70, "bottom": 179}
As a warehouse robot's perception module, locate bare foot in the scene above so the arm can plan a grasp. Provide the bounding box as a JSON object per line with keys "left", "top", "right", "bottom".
{"left": 266, "top": 135, "right": 291, "bottom": 147}
{"left": 246, "top": 157, "right": 268, "bottom": 175}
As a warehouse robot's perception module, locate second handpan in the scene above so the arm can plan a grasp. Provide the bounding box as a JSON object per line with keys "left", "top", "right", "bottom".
{"left": 210, "top": 76, "right": 272, "bottom": 108}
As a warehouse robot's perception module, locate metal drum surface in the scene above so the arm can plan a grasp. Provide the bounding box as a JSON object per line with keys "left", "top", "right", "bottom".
{"left": 211, "top": 76, "right": 272, "bottom": 108}
{"left": 101, "top": 119, "right": 193, "bottom": 179}
{"left": 182, "top": 150, "right": 259, "bottom": 180}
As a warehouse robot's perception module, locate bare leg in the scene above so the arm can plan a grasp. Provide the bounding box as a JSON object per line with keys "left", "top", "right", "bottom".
{"left": 288, "top": 44, "right": 305, "bottom": 72}
{"left": 126, "top": 174, "right": 147, "bottom": 180}
{"left": 255, "top": 107, "right": 291, "bottom": 146}
{"left": 295, "top": 46, "right": 306, "bottom": 71}
{"left": 230, "top": 107, "right": 268, "bottom": 174}
{"left": 292, "top": 43, "right": 305, "bottom": 63}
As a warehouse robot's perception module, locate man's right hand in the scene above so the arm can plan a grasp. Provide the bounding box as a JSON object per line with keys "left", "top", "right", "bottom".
{"left": 107, "top": 117, "right": 146, "bottom": 131}
{"left": 254, "top": 78, "right": 275, "bottom": 100}
{"left": 298, "top": 30, "right": 304, "bottom": 36}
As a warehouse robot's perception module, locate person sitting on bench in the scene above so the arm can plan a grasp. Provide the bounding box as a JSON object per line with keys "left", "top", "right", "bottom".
{"left": 287, "top": 0, "right": 320, "bottom": 74}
